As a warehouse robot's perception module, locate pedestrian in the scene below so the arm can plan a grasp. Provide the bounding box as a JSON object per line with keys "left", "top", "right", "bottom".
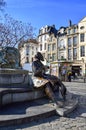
{"left": 72, "top": 70, "right": 75, "bottom": 80}
{"left": 67, "top": 71, "right": 72, "bottom": 82}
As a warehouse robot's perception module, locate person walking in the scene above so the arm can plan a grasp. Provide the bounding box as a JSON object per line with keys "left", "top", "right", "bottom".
{"left": 67, "top": 71, "right": 72, "bottom": 82}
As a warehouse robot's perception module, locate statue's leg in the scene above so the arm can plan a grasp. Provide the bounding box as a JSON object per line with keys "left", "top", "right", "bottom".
{"left": 44, "top": 82, "right": 58, "bottom": 105}
{"left": 48, "top": 80, "right": 59, "bottom": 92}
{"left": 49, "top": 79, "right": 66, "bottom": 99}
{"left": 56, "top": 79, "right": 67, "bottom": 101}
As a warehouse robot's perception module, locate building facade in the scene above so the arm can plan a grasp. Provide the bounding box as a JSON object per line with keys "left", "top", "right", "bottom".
{"left": 38, "top": 25, "right": 57, "bottom": 62}
{"left": 18, "top": 39, "right": 38, "bottom": 67}
{"left": 19, "top": 17, "right": 86, "bottom": 77}
{"left": 78, "top": 17, "right": 86, "bottom": 75}
{"left": 37, "top": 17, "right": 86, "bottom": 77}
{"left": 57, "top": 18, "right": 86, "bottom": 77}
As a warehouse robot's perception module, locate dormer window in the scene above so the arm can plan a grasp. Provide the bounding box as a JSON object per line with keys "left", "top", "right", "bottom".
{"left": 45, "top": 28, "right": 47, "bottom": 33}
{"left": 73, "top": 28, "right": 77, "bottom": 33}
{"left": 39, "top": 29, "right": 43, "bottom": 34}
{"left": 80, "top": 26, "right": 84, "bottom": 30}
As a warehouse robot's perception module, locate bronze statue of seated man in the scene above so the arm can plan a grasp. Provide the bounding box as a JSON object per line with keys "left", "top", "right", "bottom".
{"left": 32, "top": 52, "right": 67, "bottom": 107}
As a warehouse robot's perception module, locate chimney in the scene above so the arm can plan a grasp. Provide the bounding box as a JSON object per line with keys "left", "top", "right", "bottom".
{"left": 69, "top": 20, "right": 72, "bottom": 27}
{"left": 52, "top": 24, "right": 55, "bottom": 28}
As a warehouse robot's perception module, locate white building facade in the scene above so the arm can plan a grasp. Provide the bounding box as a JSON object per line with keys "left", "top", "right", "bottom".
{"left": 18, "top": 39, "right": 38, "bottom": 67}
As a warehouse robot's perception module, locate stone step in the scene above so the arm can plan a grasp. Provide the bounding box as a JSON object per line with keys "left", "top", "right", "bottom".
{"left": 0, "top": 97, "right": 78, "bottom": 127}
{"left": 0, "top": 98, "right": 56, "bottom": 127}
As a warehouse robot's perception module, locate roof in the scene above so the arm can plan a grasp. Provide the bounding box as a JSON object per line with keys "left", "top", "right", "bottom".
{"left": 18, "top": 38, "right": 38, "bottom": 48}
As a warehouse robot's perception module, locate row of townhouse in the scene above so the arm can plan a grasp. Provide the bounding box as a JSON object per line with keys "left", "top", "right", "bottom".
{"left": 19, "top": 17, "right": 86, "bottom": 77}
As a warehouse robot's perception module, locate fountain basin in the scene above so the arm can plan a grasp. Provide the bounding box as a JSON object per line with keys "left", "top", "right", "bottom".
{"left": 0, "top": 68, "right": 31, "bottom": 88}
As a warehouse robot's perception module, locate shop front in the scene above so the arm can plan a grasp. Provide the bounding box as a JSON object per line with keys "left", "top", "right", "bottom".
{"left": 51, "top": 61, "right": 72, "bottom": 81}
{"left": 71, "top": 66, "right": 81, "bottom": 76}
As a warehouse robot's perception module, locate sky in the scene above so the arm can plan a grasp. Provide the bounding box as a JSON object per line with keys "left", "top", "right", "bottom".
{"left": 2, "top": 0, "right": 86, "bottom": 36}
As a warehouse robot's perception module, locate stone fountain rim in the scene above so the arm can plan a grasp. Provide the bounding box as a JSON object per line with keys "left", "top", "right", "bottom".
{"left": 0, "top": 68, "right": 29, "bottom": 74}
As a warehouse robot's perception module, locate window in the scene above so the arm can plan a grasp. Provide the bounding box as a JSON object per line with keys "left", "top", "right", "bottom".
{"left": 50, "top": 36, "right": 53, "bottom": 42}
{"left": 80, "top": 33, "right": 85, "bottom": 42}
{"left": 26, "top": 49, "right": 29, "bottom": 55}
{"left": 44, "top": 43, "right": 46, "bottom": 50}
{"left": 68, "top": 49, "right": 72, "bottom": 60}
{"left": 48, "top": 44, "right": 51, "bottom": 51}
{"left": 36, "top": 47, "right": 38, "bottom": 52}
{"left": 39, "top": 30, "right": 41, "bottom": 34}
{"left": 73, "top": 36, "right": 77, "bottom": 46}
{"left": 80, "top": 46, "right": 85, "bottom": 57}
{"left": 68, "top": 37, "right": 72, "bottom": 47}
{"left": 52, "top": 43, "right": 56, "bottom": 51}
{"left": 48, "top": 54, "right": 51, "bottom": 62}
{"left": 44, "top": 35, "right": 46, "bottom": 40}
{"left": 45, "top": 28, "right": 47, "bottom": 33}
{"left": 59, "top": 39, "right": 65, "bottom": 49}
{"left": 73, "top": 28, "right": 77, "bottom": 33}
{"left": 39, "top": 36, "right": 42, "bottom": 42}
{"left": 52, "top": 53, "right": 56, "bottom": 61}
{"left": 40, "top": 44, "right": 42, "bottom": 51}
{"left": 39, "top": 29, "right": 43, "bottom": 34}
{"left": 73, "top": 48, "right": 77, "bottom": 59}
{"left": 68, "top": 29, "right": 71, "bottom": 34}
{"left": 80, "top": 26, "right": 84, "bottom": 30}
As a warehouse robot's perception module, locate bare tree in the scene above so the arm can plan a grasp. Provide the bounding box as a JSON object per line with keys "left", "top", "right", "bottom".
{"left": 0, "top": 14, "right": 35, "bottom": 47}
{"left": 0, "top": 0, "right": 6, "bottom": 11}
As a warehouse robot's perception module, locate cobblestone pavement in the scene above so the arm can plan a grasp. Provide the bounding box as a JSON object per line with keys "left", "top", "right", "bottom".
{"left": 0, "top": 82, "right": 86, "bottom": 130}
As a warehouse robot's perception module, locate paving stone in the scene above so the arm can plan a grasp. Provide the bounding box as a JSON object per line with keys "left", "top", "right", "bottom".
{"left": 69, "top": 122, "right": 77, "bottom": 127}
{"left": 59, "top": 127, "right": 66, "bottom": 130}
{"left": 78, "top": 127, "right": 86, "bottom": 130}
{"left": 39, "top": 125, "right": 52, "bottom": 130}
{"left": 71, "top": 127, "right": 77, "bottom": 130}
{"left": 22, "top": 126, "right": 39, "bottom": 130}
{"left": 51, "top": 124, "right": 60, "bottom": 129}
